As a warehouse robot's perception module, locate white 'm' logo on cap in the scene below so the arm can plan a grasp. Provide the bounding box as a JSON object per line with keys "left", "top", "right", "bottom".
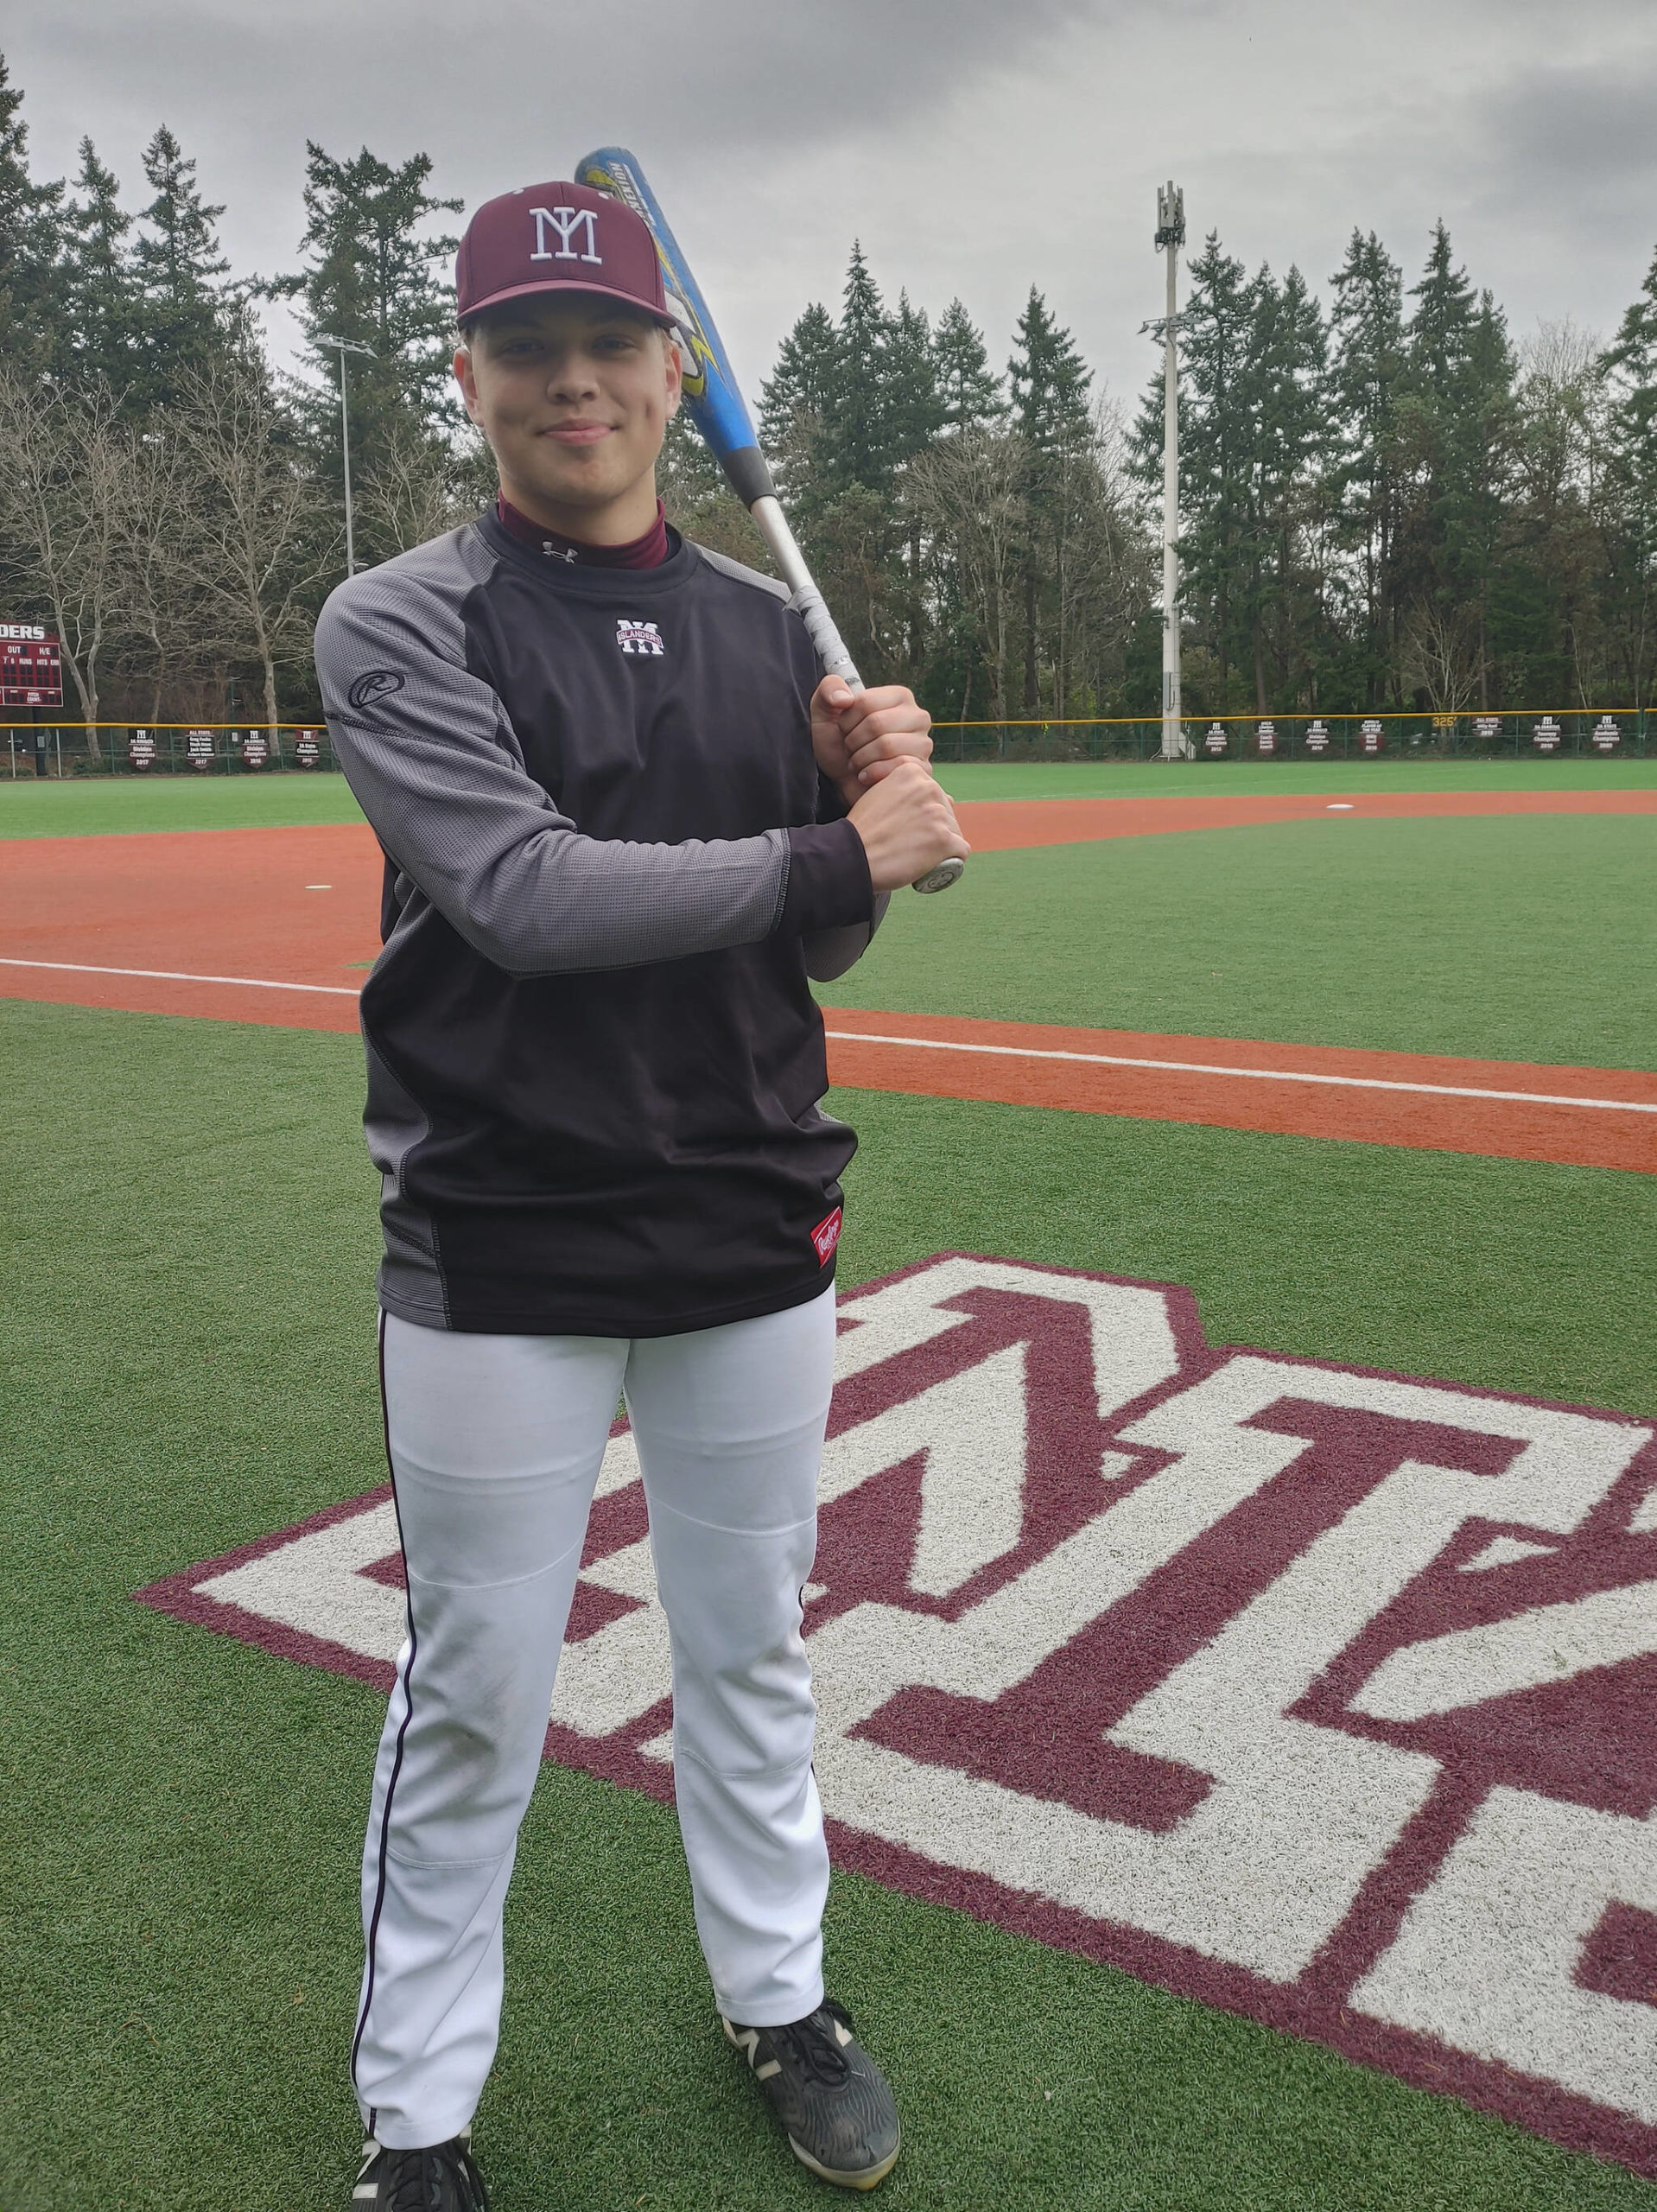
{"left": 530, "top": 206, "right": 603, "bottom": 265}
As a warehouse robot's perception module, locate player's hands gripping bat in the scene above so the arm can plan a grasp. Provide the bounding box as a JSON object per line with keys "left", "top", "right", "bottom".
{"left": 576, "top": 145, "right": 965, "bottom": 895}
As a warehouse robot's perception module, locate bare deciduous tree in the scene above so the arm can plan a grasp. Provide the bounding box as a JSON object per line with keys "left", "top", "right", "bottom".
{"left": 1401, "top": 594, "right": 1481, "bottom": 710}
{"left": 118, "top": 415, "right": 202, "bottom": 724}
{"left": 909, "top": 429, "right": 1027, "bottom": 727}
{"left": 175, "top": 353, "right": 338, "bottom": 738}
{"left": 1044, "top": 400, "right": 1153, "bottom": 721}
{"left": 356, "top": 416, "right": 493, "bottom": 556}
{"left": 0, "top": 369, "right": 125, "bottom": 760}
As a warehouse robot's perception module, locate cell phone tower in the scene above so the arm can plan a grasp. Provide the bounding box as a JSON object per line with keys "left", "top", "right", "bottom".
{"left": 1153, "top": 181, "right": 1185, "bottom": 760}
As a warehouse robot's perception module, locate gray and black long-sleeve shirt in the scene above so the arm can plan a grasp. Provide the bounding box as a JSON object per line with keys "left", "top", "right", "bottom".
{"left": 314, "top": 509, "right": 883, "bottom": 1338}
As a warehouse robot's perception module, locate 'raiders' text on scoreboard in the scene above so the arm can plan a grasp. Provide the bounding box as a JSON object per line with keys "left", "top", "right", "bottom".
{"left": 1, "top": 623, "right": 63, "bottom": 707}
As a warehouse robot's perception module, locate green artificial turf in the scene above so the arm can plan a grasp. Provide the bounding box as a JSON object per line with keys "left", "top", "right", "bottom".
{"left": 3, "top": 758, "right": 1652, "bottom": 837}
{"left": 934, "top": 759, "right": 1657, "bottom": 799}
{"left": 3, "top": 996, "right": 1654, "bottom": 2210}
{"left": 0, "top": 772, "right": 365, "bottom": 839}
{"left": 828, "top": 816, "right": 1657, "bottom": 1070}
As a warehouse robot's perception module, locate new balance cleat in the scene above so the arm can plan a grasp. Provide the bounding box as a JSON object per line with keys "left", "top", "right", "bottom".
{"left": 352, "top": 2130, "right": 490, "bottom": 2210}
{"left": 724, "top": 1997, "right": 901, "bottom": 2190}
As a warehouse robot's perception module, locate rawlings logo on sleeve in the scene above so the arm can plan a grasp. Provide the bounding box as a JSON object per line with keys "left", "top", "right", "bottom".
{"left": 347, "top": 670, "right": 405, "bottom": 709}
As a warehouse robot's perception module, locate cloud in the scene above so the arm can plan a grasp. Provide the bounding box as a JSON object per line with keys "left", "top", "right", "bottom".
{"left": 1475, "top": 54, "right": 1657, "bottom": 210}
{"left": 7, "top": 0, "right": 1657, "bottom": 412}
{"left": 14, "top": 0, "right": 1104, "bottom": 168}
{"left": 7, "top": 0, "right": 1101, "bottom": 381}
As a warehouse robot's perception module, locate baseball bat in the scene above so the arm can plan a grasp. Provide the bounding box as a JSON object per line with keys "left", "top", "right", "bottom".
{"left": 575, "top": 145, "right": 964, "bottom": 895}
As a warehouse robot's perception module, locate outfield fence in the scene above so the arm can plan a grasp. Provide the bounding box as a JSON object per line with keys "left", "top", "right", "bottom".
{"left": 4, "top": 709, "right": 1653, "bottom": 779}
{"left": 3, "top": 722, "right": 337, "bottom": 778}
{"left": 929, "top": 709, "right": 1652, "bottom": 762}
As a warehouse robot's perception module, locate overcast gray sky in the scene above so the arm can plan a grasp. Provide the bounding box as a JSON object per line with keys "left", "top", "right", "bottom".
{"left": 9, "top": 0, "right": 1657, "bottom": 417}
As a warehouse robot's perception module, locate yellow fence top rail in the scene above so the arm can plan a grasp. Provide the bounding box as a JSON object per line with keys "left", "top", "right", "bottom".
{"left": 928, "top": 709, "right": 1645, "bottom": 728}
{"left": 0, "top": 721, "right": 326, "bottom": 730}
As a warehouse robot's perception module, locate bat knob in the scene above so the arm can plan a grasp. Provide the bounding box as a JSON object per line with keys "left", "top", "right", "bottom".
{"left": 911, "top": 857, "right": 965, "bottom": 895}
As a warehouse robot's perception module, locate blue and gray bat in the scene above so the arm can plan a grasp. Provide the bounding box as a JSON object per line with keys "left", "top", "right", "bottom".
{"left": 576, "top": 144, "right": 963, "bottom": 894}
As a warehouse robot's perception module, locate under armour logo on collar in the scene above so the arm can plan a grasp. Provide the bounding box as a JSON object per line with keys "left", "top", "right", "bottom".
{"left": 617, "top": 620, "right": 664, "bottom": 657}
{"left": 541, "top": 541, "right": 579, "bottom": 563}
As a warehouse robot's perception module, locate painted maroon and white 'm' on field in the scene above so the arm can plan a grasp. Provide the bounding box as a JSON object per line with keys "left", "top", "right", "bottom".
{"left": 137, "top": 1256, "right": 1657, "bottom": 2175}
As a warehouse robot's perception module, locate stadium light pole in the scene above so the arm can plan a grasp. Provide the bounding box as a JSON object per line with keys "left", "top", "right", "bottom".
{"left": 314, "top": 335, "right": 376, "bottom": 577}
{"left": 1153, "top": 182, "right": 1185, "bottom": 760}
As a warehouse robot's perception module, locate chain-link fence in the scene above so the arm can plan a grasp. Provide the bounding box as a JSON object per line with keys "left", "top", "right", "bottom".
{"left": 7, "top": 710, "right": 1653, "bottom": 779}
{"left": 3, "top": 722, "right": 338, "bottom": 778}
{"left": 930, "top": 710, "right": 1653, "bottom": 763}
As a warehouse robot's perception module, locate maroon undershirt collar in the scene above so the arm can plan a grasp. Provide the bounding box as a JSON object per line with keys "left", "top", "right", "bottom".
{"left": 495, "top": 493, "right": 670, "bottom": 570}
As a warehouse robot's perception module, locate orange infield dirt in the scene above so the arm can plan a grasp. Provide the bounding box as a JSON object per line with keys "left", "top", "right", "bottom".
{"left": 2, "top": 798, "right": 1653, "bottom": 1172}
{"left": 955, "top": 785, "right": 1657, "bottom": 850}
{"left": 818, "top": 1007, "right": 1656, "bottom": 1174}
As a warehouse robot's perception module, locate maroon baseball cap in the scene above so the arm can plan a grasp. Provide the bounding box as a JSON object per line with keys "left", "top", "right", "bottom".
{"left": 455, "top": 180, "right": 675, "bottom": 327}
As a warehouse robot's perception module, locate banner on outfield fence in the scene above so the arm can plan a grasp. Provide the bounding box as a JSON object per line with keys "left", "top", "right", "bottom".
{"left": 138, "top": 1254, "right": 1657, "bottom": 2181}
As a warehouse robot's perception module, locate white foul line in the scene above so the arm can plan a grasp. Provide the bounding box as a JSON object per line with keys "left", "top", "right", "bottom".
{"left": 3, "top": 960, "right": 1650, "bottom": 1117}
{"left": 822, "top": 1029, "right": 1657, "bottom": 1116}
{"left": 0, "top": 957, "right": 361, "bottom": 998}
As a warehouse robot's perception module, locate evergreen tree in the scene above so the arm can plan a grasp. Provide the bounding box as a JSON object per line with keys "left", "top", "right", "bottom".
{"left": 1006, "top": 289, "right": 1088, "bottom": 709}
{"left": 130, "top": 125, "right": 231, "bottom": 408}
{"left": 1459, "top": 290, "right": 1518, "bottom": 674}
{"left": 0, "top": 56, "right": 67, "bottom": 372}
{"left": 885, "top": 292, "right": 943, "bottom": 671}
{"left": 932, "top": 299, "right": 1003, "bottom": 431}
{"left": 759, "top": 258, "right": 950, "bottom": 677}
{"left": 1595, "top": 248, "right": 1657, "bottom": 703}
{"left": 762, "top": 248, "right": 930, "bottom": 677}
{"left": 1327, "top": 229, "right": 1406, "bottom": 702}
{"left": 1007, "top": 287, "right": 1091, "bottom": 453}
{"left": 1006, "top": 289, "right": 1093, "bottom": 709}
{"left": 885, "top": 291, "right": 944, "bottom": 461}
{"left": 809, "top": 248, "right": 905, "bottom": 670}
{"left": 825, "top": 241, "right": 897, "bottom": 491}
{"left": 1407, "top": 220, "right": 1476, "bottom": 386}
{"left": 758, "top": 300, "right": 839, "bottom": 507}
{"left": 62, "top": 139, "right": 143, "bottom": 393}
{"left": 1135, "top": 235, "right": 1254, "bottom": 702}
{"left": 6, "top": 68, "right": 1646, "bottom": 730}
{"left": 759, "top": 302, "right": 839, "bottom": 448}
{"left": 1600, "top": 244, "right": 1657, "bottom": 459}
{"left": 269, "top": 142, "right": 462, "bottom": 558}
{"left": 1399, "top": 224, "right": 1516, "bottom": 702}
{"left": 1240, "top": 264, "right": 1328, "bottom": 706}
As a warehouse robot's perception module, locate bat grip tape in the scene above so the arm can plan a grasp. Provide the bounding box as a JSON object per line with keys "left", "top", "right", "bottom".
{"left": 721, "top": 445, "right": 777, "bottom": 508}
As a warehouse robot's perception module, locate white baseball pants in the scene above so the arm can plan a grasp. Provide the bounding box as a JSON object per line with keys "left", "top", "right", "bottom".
{"left": 353, "top": 1290, "right": 837, "bottom": 2150}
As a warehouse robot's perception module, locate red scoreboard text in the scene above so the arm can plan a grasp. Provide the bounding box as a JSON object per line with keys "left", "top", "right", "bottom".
{"left": 2, "top": 623, "right": 63, "bottom": 707}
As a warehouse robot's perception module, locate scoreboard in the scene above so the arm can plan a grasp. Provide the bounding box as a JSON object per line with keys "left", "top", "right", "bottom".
{"left": 1, "top": 622, "right": 63, "bottom": 707}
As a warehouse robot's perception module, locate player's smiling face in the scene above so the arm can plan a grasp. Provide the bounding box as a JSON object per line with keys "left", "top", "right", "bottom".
{"left": 456, "top": 295, "right": 682, "bottom": 541}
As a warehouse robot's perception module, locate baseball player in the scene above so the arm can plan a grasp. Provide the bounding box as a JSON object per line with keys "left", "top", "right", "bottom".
{"left": 314, "top": 177, "right": 968, "bottom": 2210}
